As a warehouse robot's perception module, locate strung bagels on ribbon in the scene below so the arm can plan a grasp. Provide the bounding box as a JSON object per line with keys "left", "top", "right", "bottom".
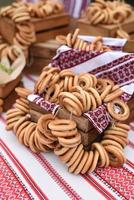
{"left": 6, "top": 64, "right": 130, "bottom": 174}
{"left": 34, "top": 66, "right": 130, "bottom": 121}
{"left": 56, "top": 29, "right": 112, "bottom": 52}
{"left": 48, "top": 119, "right": 81, "bottom": 148}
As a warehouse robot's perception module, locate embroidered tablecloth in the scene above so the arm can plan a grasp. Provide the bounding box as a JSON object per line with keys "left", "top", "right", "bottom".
{"left": 0, "top": 72, "right": 134, "bottom": 200}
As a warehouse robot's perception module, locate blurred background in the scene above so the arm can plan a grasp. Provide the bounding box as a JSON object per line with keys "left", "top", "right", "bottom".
{"left": 0, "top": 0, "right": 133, "bottom": 14}
{"left": 0, "top": 0, "right": 133, "bottom": 6}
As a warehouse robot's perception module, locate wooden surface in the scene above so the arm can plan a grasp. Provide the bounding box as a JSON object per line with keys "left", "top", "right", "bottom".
{"left": 29, "top": 101, "right": 95, "bottom": 133}
{"left": 123, "top": 40, "right": 134, "bottom": 52}
{"left": 0, "top": 13, "right": 70, "bottom": 44}
{"left": 36, "top": 26, "right": 69, "bottom": 42}
{"left": 29, "top": 105, "right": 100, "bottom": 148}
{"left": 0, "top": 75, "right": 22, "bottom": 98}
{"left": 30, "top": 40, "right": 60, "bottom": 58}
{"left": 0, "top": 17, "right": 15, "bottom": 44}
{"left": 33, "top": 13, "right": 70, "bottom": 32}
{"left": 78, "top": 11, "right": 134, "bottom": 37}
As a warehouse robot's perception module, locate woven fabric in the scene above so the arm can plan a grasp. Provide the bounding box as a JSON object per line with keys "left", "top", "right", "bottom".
{"left": 0, "top": 73, "right": 134, "bottom": 200}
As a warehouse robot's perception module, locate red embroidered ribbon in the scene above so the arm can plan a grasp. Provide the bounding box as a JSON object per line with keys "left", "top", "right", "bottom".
{"left": 28, "top": 94, "right": 111, "bottom": 134}
{"left": 84, "top": 105, "right": 110, "bottom": 133}
{"left": 28, "top": 94, "right": 60, "bottom": 114}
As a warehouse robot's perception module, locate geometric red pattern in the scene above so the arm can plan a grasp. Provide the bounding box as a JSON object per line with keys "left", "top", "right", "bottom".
{"left": 98, "top": 60, "right": 134, "bottom": 85}
{"left": 84, "top": 105, "right": 110, "bottom": 133}
{"left": 0, "top": 154, "right": 32, "bottom": 200}
{"left": 52, "top": 49, "right": 104, "bottom": 70}
{"left": 89, "top": 54, "right": 134, "bottom": 75}
{"left": 52, "top": 50, "right": 134, "bottom": 86}
{"left": 95, "top": 166, "right": 134, "bottom": 200}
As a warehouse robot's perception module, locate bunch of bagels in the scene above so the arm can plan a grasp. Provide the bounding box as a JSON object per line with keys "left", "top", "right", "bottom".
{"left": 0, "top": 1, "right": 64, "bottom": 52}
{"left": 6, "top": 47, "right": 130, "bottom": 174}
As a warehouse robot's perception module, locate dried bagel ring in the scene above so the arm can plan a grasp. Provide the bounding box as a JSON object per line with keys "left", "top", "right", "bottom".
{"left": 59, "top": 92, "right": 83, "bottom": 115}
{"left": 96, "top": 78, "right": 107, "bottom": 94}
{"left": 104, "top": 129, "right": 128, "bottom": 138}
{"left": 92, "top": 143, "right": 106, "bottom": 167}
{"left": 73, "top": 38, "right": 81, "bottom": 49}
{"left": 59, "top": 69, "right": 75, "bottom": 77}
{"left": 68, "top": 149, "right": 84, "bottom": 173}
{"left": 48, "top": 119, "right": 76, "bottom": 132}
{"left": 59, "top": 146, "right": 78, "bottom": 163}
{"left": 16, "top": 120, "right": 30, "bottom": 139}
{"left": 104, "top": 145, "right": 126, "bottom": 167}
{"left": 64, "top": 102, "right": 82, "bottom": 116}
{"left": 87, "top": 87, "right": 102, "bottom": 106}
{"left": 78, "top": 40, "right": 84, "bottom": 50}
{"left": 74, "top": 151, "right": 89, "bottom": 174}
{"left": 81, "top": 151, "right": 94, "bottom": 174}
{"left": 23, "top": 122, "right": 36, "bottom": 147}
{"left": 90, "top": 93, "right": 97, "bottom": 110}
{"left": 90, "top": 10, "right": 102, "bottom": 24}
{"left": 84, "top": 91, "right": 92, "bottom": 111}
{"left": 107, "top": 98, "right": 130, "bottom": 121}
{"left": 54, "top": 144, "right": 69, "bottom": 156}
{"left": 45, "top": 84, "right": 60, "bottom": 103}
{"left": 103, "top": 135, "right": 127, "bottom": 148}
{"left": 37, "top": 114, "right": 57, "bottom": 139}
{"left": 52, "top": 128, "right": 77, "bottom": 138}
{"left": 96, "top": 0, "right": 107, "bottom": 7}
{"left": 109, "top": 124, "right": 128, "bottom": 134}
{"left": 14, "top": 115, "right": 30, "bottom": 133}
{"left": 82, "top": 42, "right": 88, "bottom": 51}
{"left": 101, "top": 139, "right": 123, "bottom": 150}
{"left": 63, "top": 97, "right": 82, "bottom": 114}
{"left": 58, "top": 132, "right": 81, "bottom": 147}
{"left": 103, "top": 79, "right": 114, "bottom": 87}
{"left": 72, "top": 28, "right": 80, "bottom": 45}
{"left": 93, "top": 12, "right": 105, "bottom": 25}
{"left": 56, "top": 35, "right": 67, "bottom": 45}
{"left": 101, "top": 85, "right": 112, "bottom": 100}
{"left": 71, "top": 86, "right": 87, "bottom": 111}
{"left": 66, "top": 33, "right": 72, "bottom": 47}
{"left": 103, "top": 88, "right": 123, "bottom": 102}
{"left": 66, "top": 144, "right": 82, "bottom": 166}
{"left": 78, "top": 73, "right": 93, "bottom": 89}
{"left": 116, "top": 29, "right": 130, "bottom": 40}
{"left": 115, "top": 122, "right": 130, "bottom": 131}
{"left": 88, "top": 150, "right": 99, "bottom": 173}
{"left": 112, "top": 9, "right": 126, "bottom": 24}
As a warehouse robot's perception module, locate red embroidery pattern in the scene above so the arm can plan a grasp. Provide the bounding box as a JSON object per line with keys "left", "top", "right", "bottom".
{"left": 91, "top": 54, "right": 134, "bottom": 75}
{"left": 0, "top": 153, "right": 33, "bottom": 200}
{"left": 33, "top": 153, "right": 82, "bottom": 200}
{"left": 98, "top": 60, "right": 134, "bottom": 85}
{"left": 94, "top": 166, "right": 134, "bottom": 200}
{"left": 52, "top": 50, "right": 104, "bottom": 69}
{"left": 84, "top": 105, "right": 110, "bottom": 133}
{"left": 33, "top": 96, "right": 58, "bottom": 112}
{"left": 51, "top": 50, "right": 134, "bottom": 85}
{"left": 121, "top": 92, "right": 132, "bottom": 102}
